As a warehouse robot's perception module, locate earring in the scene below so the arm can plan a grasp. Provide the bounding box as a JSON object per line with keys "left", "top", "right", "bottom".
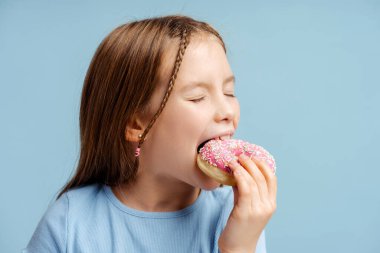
{"left": 135, "top": 134, "right": 143, "bottom": 157}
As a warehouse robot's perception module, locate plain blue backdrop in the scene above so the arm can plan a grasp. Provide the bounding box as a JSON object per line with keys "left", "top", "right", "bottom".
{"left": 1, "top": 0, "right": 379, "bottom": 252}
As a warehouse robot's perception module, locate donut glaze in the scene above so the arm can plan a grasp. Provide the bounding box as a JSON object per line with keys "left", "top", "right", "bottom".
{"left": 197, "top": 139, "right": 276, "bottom": 186}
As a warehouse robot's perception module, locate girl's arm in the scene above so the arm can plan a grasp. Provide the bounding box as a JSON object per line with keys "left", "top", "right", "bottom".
{"left": 218, "top": 154, "right": 277, "bottom": 253}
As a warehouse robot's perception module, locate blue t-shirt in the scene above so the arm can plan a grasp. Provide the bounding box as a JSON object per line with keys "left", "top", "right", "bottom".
{"left": 23, "top": 184, "right": 266, "bottom": 253}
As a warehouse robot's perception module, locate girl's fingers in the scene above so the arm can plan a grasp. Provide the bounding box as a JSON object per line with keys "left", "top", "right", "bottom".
{"left": 229, "top": 160, "right": 261, "bottom": 208}
{"left": 251, "top": 157, "right": 277, "bottom": 206}
{"left": 237, "top": 154, "right": 269, "bottom": 201}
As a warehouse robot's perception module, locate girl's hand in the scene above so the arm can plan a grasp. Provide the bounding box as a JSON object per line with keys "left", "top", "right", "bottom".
{"left": 218, "top": 154, "right": 277, "bottom": 253}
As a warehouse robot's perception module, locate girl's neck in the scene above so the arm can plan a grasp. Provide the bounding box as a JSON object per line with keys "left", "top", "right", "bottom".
{"left": 112, "top": 173, "right": 201, "bottom": 212}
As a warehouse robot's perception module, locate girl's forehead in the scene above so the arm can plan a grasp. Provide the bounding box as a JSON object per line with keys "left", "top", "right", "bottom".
{"left": 161, "top": 34, "right": 222, "bottom": 70}
{"left": 158, "top": 34, "right": 227, "bottom": 90}
{"left": 179, "top": 40, "right": 229, "bottom": 81}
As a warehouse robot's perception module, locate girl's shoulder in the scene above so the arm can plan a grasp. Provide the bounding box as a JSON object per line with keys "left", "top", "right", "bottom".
{"left": 24, "top": 184, "right": 115, "bottom": 252}
{"left": 60, "top": 183, "right": 109, "bottom": 219}
{"left": 39, "top": 184, "right": 103, "bottom": 219}
{"left": 63, "top": 183, "right": 104, "bottom": 202}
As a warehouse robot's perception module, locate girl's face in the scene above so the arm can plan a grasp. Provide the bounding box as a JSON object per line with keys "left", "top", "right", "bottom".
{"left": 141, "top": 34, "right": 240, "bottom": 190}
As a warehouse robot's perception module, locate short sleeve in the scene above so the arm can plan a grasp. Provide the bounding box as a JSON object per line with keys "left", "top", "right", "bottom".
{"left": 22, "top": 194, "right": 69, "bottom": 253}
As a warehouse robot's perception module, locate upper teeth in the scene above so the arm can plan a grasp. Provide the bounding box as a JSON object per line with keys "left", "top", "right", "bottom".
{"left": 216, "top": 135, "right": 231, "bottom": 141}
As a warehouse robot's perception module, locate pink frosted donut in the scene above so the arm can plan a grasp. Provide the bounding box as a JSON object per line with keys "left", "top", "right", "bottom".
{"left": 197, "top": 139, "right": 276, "bottom": 186}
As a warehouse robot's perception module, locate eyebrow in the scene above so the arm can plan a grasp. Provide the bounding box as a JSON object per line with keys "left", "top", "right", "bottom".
{"left": 181, "top": 75, "right": 235, "bottom": 91}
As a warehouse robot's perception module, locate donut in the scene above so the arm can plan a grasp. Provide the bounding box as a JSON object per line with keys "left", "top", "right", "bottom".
{"left": 196, "top": 139, "right": 276, "bottom": 186}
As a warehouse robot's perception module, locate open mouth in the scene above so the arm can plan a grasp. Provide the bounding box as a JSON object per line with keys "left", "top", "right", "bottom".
{"left": 197, "top": 139, "right": 212, "bottom": 153}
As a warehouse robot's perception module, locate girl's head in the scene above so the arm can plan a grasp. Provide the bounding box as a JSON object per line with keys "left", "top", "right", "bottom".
{"left": 59, "top": 15, "right": 240, "bottom": 197}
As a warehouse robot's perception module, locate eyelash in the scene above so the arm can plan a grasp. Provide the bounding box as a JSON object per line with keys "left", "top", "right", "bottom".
{"left": 191, "top": 94, "right": 236, "bottom": 103}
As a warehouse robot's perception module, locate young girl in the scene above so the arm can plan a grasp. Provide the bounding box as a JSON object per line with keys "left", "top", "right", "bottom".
{"left": 24, "top": 15, "right": 277, "bottom": 253}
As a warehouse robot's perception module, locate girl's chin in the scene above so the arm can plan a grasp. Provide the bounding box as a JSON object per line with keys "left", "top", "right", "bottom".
{"left": 198, "top": 177, "right": 223, "bottom": 191}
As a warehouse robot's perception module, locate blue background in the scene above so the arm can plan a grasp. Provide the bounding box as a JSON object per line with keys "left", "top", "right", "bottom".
{"left": 1, "top": 0, "right": 379, "bottom": 252}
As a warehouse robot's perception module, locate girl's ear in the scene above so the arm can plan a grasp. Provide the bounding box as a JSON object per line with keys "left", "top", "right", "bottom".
{"left": 125, "top": 114, "right": 146, "bottom": 143}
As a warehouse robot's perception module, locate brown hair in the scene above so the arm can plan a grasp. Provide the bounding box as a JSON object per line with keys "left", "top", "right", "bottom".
{"left": 57, "top": 15, "right": 226, "bottom": 199}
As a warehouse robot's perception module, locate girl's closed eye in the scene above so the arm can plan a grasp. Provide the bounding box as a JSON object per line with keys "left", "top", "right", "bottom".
{"left": 190, "top": 93, "right": 236, "bottom": 103}
{"left": 191, "top": 97, "right": 205, "bottom": 103}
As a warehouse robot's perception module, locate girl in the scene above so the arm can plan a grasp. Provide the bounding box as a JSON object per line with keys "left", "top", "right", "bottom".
{"left": 24, "top": 15, "right": 277, "bottom": 253}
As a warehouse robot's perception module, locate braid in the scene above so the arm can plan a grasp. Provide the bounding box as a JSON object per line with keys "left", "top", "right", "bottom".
{"left": 133, "top": 28, "right": 190, "bottom": 168}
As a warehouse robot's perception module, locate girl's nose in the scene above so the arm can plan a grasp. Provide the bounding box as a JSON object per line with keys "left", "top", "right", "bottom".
{"left": 214, "top": 95, "right": 235, "bottom": 123}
